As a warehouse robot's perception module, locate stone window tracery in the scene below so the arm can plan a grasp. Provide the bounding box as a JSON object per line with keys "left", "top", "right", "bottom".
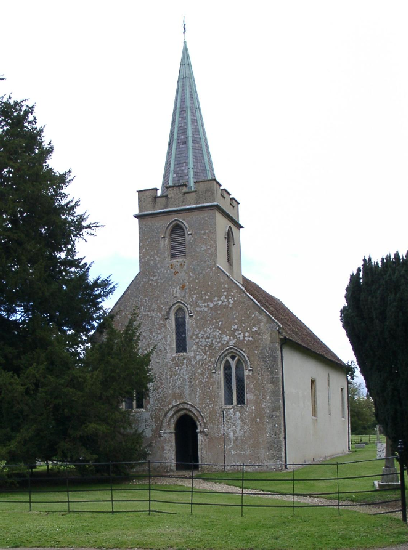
{"left": 222, "top": 353, "right": 246, "bottom": 406}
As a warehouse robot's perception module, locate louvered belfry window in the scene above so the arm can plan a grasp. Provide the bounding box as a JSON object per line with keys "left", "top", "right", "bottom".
{"left": 175, "top": 307, "right": 187, "bottom": 353}
{"left": 170, "top": 223, "right": 186, "bottom": 259}
{"left": 222, "top": 353, "right": 246, "bottom": 406}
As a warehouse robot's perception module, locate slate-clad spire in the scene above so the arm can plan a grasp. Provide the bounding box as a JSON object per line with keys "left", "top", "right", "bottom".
{"left": 161, "top": 41, "right": 215, "bottom": 194}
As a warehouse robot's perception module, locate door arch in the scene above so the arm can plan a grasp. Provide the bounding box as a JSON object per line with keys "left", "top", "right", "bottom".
{"left": 175, "top": 414, "right": 199, "bottom": 470}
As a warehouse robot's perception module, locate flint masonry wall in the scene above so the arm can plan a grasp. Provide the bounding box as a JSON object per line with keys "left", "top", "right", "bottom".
{"left": 112, "top": 180, "right": 285, "bottom": 469}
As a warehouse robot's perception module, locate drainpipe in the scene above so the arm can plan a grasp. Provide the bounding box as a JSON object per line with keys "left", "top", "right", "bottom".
{"left": 347, "top": 378, "right": 351, "bottom": 452}
{"left": 222, "top": 409, "right": 226, "bottom": 471}
{"left": 280, "top": 336, "right": 288, "bottom": 468}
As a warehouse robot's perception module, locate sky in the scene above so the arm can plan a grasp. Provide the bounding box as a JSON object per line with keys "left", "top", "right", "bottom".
{"left": 2, "top": 0, "right": 408, "bottom": 382}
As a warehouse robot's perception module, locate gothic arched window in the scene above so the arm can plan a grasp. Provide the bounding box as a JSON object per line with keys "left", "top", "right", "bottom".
{"left": 175, "top": 307, "right": 187, "bottom": 353}
{"left": 170, "top": 223, "right": 186, "bottom": 259}
{"left": 222, "top": 353, "right": 246, "bottom": 405}
{"left": 226, "top": 227, "right": 234, "bottom": 267}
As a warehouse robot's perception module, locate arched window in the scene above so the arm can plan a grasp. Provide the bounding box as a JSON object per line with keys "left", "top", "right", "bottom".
{"left": 175, "top": 307, "right": 187, "bottom": 353}
{"left": 170, "top": 223, "right": 186, "bottom": 259}
{"left": 226, "top": 227, "right": 234, "bottom": 267}
{"left": 222, "top": 353, "right": 246, "bottom": 405}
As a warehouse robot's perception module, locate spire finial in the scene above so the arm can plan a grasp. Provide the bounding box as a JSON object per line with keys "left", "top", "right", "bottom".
{"left": 183, "top": 17, "right": 186, "bottom": 42}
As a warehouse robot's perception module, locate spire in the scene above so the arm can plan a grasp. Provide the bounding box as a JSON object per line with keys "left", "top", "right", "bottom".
{"left": 161, "top": 41, "right": 215, "bottom": 194}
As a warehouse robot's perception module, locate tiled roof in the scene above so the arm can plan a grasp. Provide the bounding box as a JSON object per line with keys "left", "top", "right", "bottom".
{"left": 161, "top": 41, "right": 215, "bottom": 194}
{"left": 243, "top": 276, "right": 344, "bottom": 366}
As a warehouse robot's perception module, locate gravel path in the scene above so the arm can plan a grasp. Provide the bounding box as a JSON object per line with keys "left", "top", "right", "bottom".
{"left": 144, "top": 475, "right": 402, "bottom": 516}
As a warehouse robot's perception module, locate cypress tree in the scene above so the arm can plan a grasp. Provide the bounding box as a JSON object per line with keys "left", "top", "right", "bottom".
{"left": 341, "top": 252, "right": 408, "bottom": 447}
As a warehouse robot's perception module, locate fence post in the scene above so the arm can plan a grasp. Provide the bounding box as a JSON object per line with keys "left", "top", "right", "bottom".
{"left": 190, "top": 462, "right": 194, "bottom": 515}
{"left": 292, "top": 467, "right": 295, "bottom": 516}
{"left": 241, "top": 463, "right": 245, "bottom": 518}
{"left": 148, "top": 460, "right": 151, "bottom": 516}
{"left": 28, "top": 465, "right": 32, "bottom": 512}
{"left": 337, "top": 462, "right": 340, "bottom": 516}
{"left": 110, "top": 462, "right": 114, "bottom": 513}
{"left": 66, "top": 462, "right": 70, "bottom": 513}
{"left": 397, "top": 441, "right": 407, "bottom": 523}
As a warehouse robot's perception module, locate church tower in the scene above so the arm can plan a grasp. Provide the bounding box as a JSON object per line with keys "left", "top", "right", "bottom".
{"left": 136, "top": 40, "right": 243, "bottom": 283}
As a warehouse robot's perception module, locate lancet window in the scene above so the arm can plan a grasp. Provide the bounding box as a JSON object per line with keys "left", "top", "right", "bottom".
{"left": 175, "top": 307, "right": 187, "bottom": 353}
{"left": 311, "top": 378, "right": 317, "bottom": 417}
{"left": 226, "top": 227, "right": 234, "bottom": 267}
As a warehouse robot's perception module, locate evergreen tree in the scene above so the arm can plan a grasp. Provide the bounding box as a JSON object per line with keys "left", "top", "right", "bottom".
{"left": 341, "top": 252, "right": 408, "bottom": 447}
{"left": 0, "top": 96, "right": 151, "bottom": 464}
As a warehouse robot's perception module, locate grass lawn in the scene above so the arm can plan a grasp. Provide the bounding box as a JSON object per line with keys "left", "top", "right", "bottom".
{"left": 199, "top": 443, "right": 403, "bottom": 504}
{"left": 0, "top": 487, "right": 407, "bottom": 549}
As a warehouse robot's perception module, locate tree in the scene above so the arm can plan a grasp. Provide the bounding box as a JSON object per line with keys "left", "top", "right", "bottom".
{"left": 348, "top": 381, "right": 376, "bottom": 435}
{"left": 0, "top": 97, "right": 110, "bottom": 338}
{"left": 341, "top": 252, "right": 408, "bottom": 447}
{"left": 58, "top": 313, "right": 152, "bottom": 464}
{"left": 0, "top": 96, "right": 151, "bottom": 464}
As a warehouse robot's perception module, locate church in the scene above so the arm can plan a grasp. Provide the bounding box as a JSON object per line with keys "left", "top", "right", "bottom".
{"left": 112, "top": 41, "right": 349, "bottom": 469}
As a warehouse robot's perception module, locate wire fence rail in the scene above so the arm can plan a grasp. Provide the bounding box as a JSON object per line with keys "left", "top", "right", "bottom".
{"left": 0, "top": 456, "right": 406, "bottom": 521}
{"left": 350, "top": 434, "right": 385, "bottom": 445}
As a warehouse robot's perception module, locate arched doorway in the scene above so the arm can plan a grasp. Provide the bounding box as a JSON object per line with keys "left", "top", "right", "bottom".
{"left": 175, "top": 414, "right": 199, "bottom": 470}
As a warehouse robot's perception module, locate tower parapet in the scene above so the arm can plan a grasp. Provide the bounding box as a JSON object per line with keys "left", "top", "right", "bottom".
{"left": 136, "top": 179, "right": 241, "bottom": 227}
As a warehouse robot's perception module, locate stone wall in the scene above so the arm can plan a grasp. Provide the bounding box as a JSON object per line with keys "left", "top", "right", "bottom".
{"left": 112, "top": 189, "right": 285, "bottom": 469}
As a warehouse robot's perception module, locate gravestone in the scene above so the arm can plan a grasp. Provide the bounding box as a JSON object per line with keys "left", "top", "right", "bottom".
{"left": 376, "top": 442, "right": 386, "bottom": 459}
{"left": 374, "top": 431, "right": 399, "bottom": 489}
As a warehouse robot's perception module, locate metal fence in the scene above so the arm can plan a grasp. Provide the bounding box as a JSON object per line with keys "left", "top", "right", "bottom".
{"left": 0, "top": 456, "right": 405, "bottom": 521}
{"left": 350, "top": 434, "right": 385, "bottom": 445}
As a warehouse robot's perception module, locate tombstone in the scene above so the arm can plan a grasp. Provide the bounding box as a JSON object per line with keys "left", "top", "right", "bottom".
{"left": 376, "top": 442, "right": 386, "bottom": 459}
{"left": 374, "top": 431, "right": 399, "bottom": 489}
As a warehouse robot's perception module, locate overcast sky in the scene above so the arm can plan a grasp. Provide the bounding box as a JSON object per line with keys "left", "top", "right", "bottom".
{"left": 2, "top": 1, "right": 408, "bottom": 381}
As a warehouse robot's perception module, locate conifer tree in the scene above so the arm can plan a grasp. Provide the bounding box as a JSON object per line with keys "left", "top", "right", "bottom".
{"left": 341, "top": 252, "right": 408, "bottom": 447}
{"left": 0, "top": 96, "right": 151, "bottom": 464}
